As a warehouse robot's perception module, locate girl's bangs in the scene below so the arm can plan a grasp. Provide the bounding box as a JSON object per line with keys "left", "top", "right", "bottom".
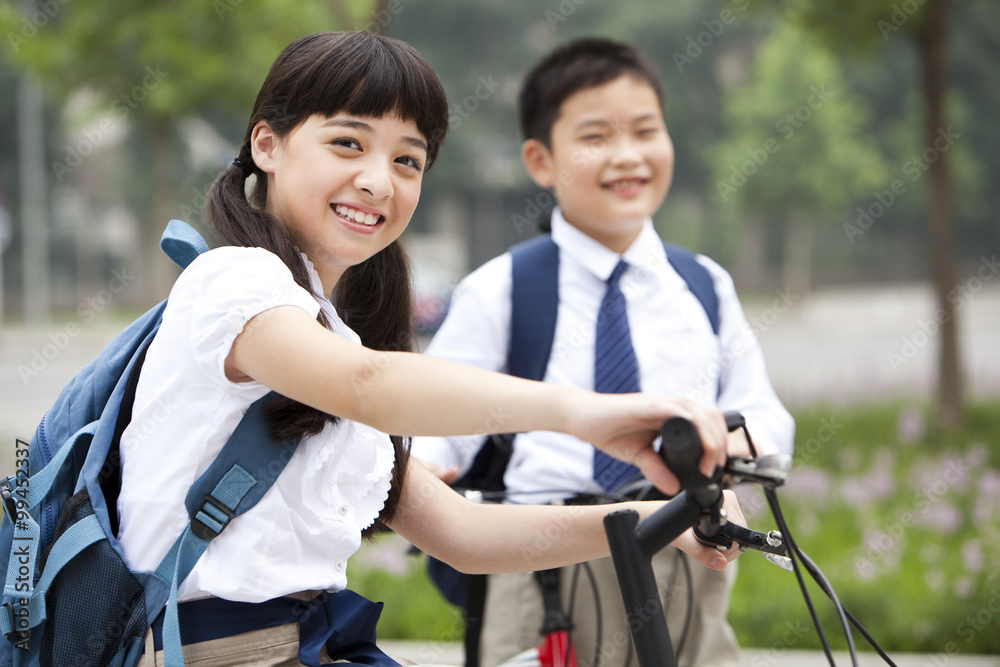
{"left": 293, "top": 33, "right": 448, "bottom": 165}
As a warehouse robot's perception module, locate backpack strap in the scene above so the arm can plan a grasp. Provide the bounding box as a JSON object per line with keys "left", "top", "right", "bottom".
{"left": 508, "top": 235, "right": 561, "bottom": 381}
{"left": 663, "top": 243, "right": 720, "bottom": 335}
{"left": 449, "top": 236, "right": 561, "bottom": 498}
{"left": 161, "top": 219, "right": 210, "bottom": 270}
{"left": 152, "top": 392, "right": 300, "bottom": 667}
{"left": 508, "top": 237, "right": 719, "bottom": 374}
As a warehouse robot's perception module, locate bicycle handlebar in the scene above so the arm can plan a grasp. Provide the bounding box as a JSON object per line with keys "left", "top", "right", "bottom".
{"left": 604, "top": 411, "right": 788, "bottom": 667}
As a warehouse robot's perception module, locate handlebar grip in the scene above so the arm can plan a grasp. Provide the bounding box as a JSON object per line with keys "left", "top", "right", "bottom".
{"left": 660, "top": 416, "right": 721, "bottom": 490}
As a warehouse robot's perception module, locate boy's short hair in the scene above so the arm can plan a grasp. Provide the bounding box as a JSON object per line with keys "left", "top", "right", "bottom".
{"left": 518, "top": 37, "right": 664, "bottom": 148}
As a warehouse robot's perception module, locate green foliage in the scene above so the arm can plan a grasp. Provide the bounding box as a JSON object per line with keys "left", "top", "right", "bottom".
{"left": 349, "top": 534, "right": 464, "bottom": 641}
{"left": 774, "top": 0, "right": 930, "bottom": 56}
{"left": 731, "top": 401, "right": 1000, "bottom": 654}
{"left": 0, "top": 0, "right": 372, "bottom": 117}
{"left": 711, "top": 19, "right": 890, "bottom": 217}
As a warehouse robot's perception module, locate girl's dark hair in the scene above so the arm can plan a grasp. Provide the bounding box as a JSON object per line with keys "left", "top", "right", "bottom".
{"left": 204, "top": 32, "right": 449, "bottom": 530}
{"left": 518, "top": 37, "right": 664, "bottom": 148}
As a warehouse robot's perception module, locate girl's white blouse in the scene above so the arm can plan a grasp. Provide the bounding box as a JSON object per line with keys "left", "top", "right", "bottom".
{"left": 116, "top": 246, "right": 395, "bottom": 602}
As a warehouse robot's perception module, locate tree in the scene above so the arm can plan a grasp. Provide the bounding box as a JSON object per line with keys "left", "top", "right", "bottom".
{"left": 1, "top": 0, "right": 372, "bottom": 300}
{"left": 711, "top": 19, "right": 889, "bottom": 294}
{"left": 769, "top": 0, "right": 968, "bottom": 425}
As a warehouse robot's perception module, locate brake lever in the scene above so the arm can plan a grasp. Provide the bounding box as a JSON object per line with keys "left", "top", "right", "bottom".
{"left": 694, "top": 519, "right": 793, "bottom": 572}
{"left": 723, "top": 455, "right": 791, "bottom": 488}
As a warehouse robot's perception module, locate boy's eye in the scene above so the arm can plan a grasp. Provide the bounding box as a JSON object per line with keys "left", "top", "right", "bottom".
{"left": 582, "top": 134, "right": 607, "bottom": 144}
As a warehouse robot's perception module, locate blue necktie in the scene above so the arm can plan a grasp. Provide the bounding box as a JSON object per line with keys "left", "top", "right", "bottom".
{"left": 592, "top": 260, "right": 642, "bottom": 492}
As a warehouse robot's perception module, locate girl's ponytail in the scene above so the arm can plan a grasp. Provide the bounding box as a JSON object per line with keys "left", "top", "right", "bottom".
{"left": 335, "top": 241, "right": 414, "bottom": 528}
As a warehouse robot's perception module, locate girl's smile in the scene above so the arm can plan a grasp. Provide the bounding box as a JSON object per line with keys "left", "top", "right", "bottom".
{"left": 252, "top": 113, "right": 427, "bottom": 293}
{"left": 333, "top": 203, "right": 385, "bottom": 229}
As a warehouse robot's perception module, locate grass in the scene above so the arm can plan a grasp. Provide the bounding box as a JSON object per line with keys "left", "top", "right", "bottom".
{"left": 350, "top": 401, "right": 1000, "bottom": 654}
{"left": 729, "top": 402, "right": 1000, "bottom": 655}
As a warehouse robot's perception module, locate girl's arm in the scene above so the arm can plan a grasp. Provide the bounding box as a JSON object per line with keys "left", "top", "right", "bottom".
{"left": 387, "top": 460, "right": 744, "bottom": 574}
{"left": 228, "top": 305, "right": 728, "bottom": 494}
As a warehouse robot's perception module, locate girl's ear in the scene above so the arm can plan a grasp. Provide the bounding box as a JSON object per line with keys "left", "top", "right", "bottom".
{"left": 250, "top": 120, "right": 279, "bottom": 174}
{"left": 521, "top": 139, "right": 555, "bottom": 189}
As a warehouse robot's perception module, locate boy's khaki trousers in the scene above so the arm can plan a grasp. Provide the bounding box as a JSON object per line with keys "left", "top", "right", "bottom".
{"left": 479, "top": 552, "right": 740, "bottom": 667}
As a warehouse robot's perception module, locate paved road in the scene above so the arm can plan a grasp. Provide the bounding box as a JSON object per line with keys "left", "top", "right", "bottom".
{"left": 378, "top": 639, "right": 999, "bottom": 667}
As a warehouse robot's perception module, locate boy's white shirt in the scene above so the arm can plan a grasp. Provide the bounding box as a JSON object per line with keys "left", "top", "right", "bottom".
{"left": 412, "top": 208, "right": 794, "bottom": 504}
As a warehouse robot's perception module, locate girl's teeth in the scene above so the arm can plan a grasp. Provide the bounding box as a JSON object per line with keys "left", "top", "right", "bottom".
{"left": 336, "top": 205, "right": 379, "bottom": 225}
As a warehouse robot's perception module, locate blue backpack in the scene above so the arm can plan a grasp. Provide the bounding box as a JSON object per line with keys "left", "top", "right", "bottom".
{"left": 0, "top": 221, "right": 303, "bottom": 667}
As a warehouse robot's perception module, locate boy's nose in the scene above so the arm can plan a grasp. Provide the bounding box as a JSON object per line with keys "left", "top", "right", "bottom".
{"left": 610, "top": 138, "right": 642, "bottom": 166}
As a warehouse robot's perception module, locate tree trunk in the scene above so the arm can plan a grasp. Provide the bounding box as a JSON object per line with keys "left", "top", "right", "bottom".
{"left": 734, "top": 215, "right": 768, "bottom": 291}
{"left": 146, "top": 118, "right": 180, "bottom": 301}
{"left": 782, "top": 214, "right": 812, "bottom": 297}
{"left": 919, "top": 0, "right": 963, "bottom": 426}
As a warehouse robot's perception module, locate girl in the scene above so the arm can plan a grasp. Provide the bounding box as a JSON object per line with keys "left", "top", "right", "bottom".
{"left": 117, "top": 31, "right": 742, "bottom": 666}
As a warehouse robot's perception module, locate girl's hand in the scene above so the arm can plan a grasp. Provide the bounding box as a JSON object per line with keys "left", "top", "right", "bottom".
{"left": 662, "top": 490, "right": 746, "bottom": 569}
{"left": 567, "top": 393, "right": 728, "bottom": 497}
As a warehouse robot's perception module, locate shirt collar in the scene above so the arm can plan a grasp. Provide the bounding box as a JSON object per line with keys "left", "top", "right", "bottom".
{"left": 299, "top": 251, "right": 327, "bottom": 298}
{"left": 299, "top": 251, "right": 363, "bottom": 345}
{"left": 550, "top": 207, "right": 666, "bottom": 282}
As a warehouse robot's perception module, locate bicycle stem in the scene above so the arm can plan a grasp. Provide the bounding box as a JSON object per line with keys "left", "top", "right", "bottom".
{"left": 604, "top": 486, "right": 724, "bottom": 667}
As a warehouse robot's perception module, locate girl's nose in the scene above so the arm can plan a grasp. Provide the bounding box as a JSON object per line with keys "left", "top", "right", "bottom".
{"left": 354, "top": 160, "right": 394, "bottom": 200}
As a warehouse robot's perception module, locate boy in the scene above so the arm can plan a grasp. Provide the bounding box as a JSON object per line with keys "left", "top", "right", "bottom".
{"left": 413, "top": 38, "right": 794, "bottom": 667}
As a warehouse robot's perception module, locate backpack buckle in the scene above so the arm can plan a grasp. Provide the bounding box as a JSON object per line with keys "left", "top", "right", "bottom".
{"left": 190, "top": 495, "right": 235, "bottom": 540}
{"left": 0, "top": 479, "right": 17, "bottom": 525}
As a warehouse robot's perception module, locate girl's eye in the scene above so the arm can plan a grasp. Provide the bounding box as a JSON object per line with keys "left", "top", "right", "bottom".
{"left": 395, "top": 155, "right": 423, "bottom": 171}
{"left": 331, "top": 138, "right": 361, "bottom": 151}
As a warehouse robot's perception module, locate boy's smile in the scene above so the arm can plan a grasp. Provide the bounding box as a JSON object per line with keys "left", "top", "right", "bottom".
{"left": 522, "top": 75, "right": 674, "bottom": 253}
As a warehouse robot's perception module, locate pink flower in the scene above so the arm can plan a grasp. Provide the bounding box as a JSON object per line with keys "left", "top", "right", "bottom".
{"left": 916, "top": 501, "right": 962, "bottom": 533}
{"left": 962, "top": 540, "right": 983, "bottom": 573}
{"left": 897, "top": 407, "right": 924, "bottom": 443}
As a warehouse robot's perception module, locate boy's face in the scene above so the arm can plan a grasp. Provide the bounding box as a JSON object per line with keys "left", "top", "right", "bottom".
{"left": 522, "top": 75, "right": 674, "bottom": 253}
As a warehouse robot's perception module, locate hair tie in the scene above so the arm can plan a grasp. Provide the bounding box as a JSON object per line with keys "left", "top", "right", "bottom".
{"left": 232, "top": 157, "right": 251, "bottom": 172}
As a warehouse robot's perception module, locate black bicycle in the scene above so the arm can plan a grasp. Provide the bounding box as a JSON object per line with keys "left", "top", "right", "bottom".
{"left": 603, "top": 411, "right": 899, "bottom": 667}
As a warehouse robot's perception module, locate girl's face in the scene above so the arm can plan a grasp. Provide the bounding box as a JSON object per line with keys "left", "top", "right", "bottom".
{"left": 251, "top": 113, "right": 427, "bottom": 293}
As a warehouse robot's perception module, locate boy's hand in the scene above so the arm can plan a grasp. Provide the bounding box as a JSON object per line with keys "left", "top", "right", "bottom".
{"left": 568, "top": 392, "right": 728, "bottom": 497}
{"left": 420, "top": 461, "right": 460, "bottom": 486}
{"left": 727, "top": 428, "right": 753, "bottom": 458}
